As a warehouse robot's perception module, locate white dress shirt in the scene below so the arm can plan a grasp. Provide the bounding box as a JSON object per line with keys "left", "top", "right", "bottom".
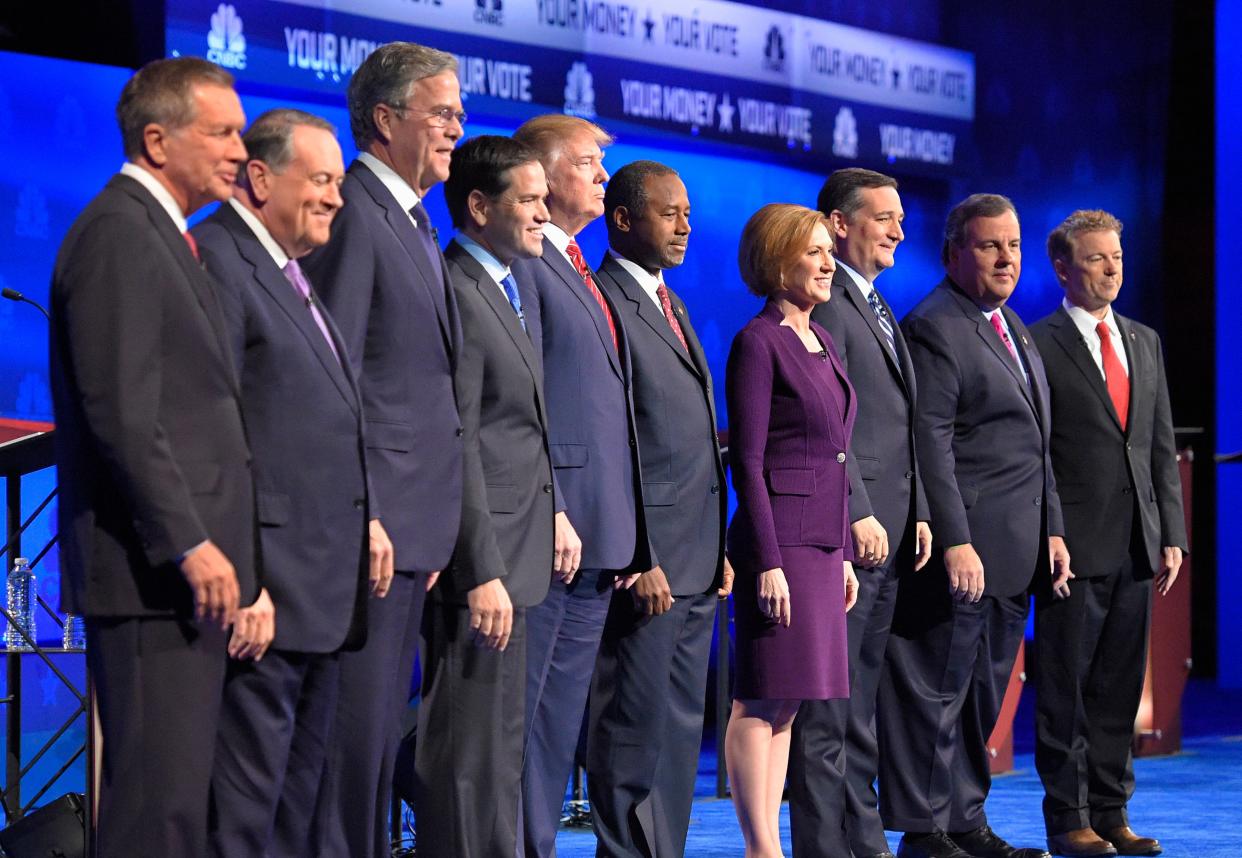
{"left": 607, "top": 249, "right": 664, "bottom": 312}
{"left": 227, "top": 198, "right": 289, "bottom": 268}
{"left": 1063, "top": 297, "right": 1129, "bottom": 379}
{"left": 835, "top": 258, "right": 875, "bottom": 300}
{"left": 983, "top": 306, "right": 1030, "bottom": 386}
{"left": 542, "top": 222, "right": 576, "bottom": 268}
{"left": 456, "top": 234, "right": 512, "bottom": 299}
{"left": 119, "top": 162, "right": 188, "bottom": 232}
{"left": 357, "top": 152, "right": 422, "bottom": 227}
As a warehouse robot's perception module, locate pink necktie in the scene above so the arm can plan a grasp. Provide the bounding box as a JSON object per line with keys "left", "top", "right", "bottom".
{"left": 284, "top": 259, "right": 340, "bottom": 364}
{"left": 989, "top": 311, "right": 1019, "bottom": 364}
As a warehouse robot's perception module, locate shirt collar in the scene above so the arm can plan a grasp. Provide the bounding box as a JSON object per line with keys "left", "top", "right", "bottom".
{"left": 456, "top": 234, "right": 511, "bottom": 287}
{"left": 357, "top": 152, "right": 421, "bottom": 215}
{"left": 1062, "top": 296, "right": 1119, "bottom": 340}
{"left": 227, "top": 198, "right": 290, "bottom": 269}
{"left": 607, "top": 249, "right": 663, "bottom": 300}
{"left": 119, "top": 162, "right": 188, "bottom": 233}
{"left": 835, "top": 258, "right": 874, "bottom": 298}
{"left": 543, "top": 222, "right": 573, "bottom": 257}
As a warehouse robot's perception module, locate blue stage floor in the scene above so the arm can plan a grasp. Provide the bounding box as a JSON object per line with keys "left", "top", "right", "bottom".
{"left": 556, "top": 680, "right": 1242, "bottom": 857}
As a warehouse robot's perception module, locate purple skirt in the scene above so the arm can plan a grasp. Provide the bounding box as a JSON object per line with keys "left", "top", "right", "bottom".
{"left": 732, "top": 544, "right": 849, "bottom": 700}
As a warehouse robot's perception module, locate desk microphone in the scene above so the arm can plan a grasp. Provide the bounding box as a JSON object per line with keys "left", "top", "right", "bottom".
{"left": 1, "top": 287, "right": 49, "bottom": 321}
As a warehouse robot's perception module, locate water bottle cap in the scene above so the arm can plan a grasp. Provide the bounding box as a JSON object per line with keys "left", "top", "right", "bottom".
{"left": 13, "top": 557, "right": 28, "bottom": 565}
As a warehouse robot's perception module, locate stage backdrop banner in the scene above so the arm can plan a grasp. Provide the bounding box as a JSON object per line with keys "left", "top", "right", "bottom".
{"left": 166, "top": 0, "right": 975, "bottom": 177}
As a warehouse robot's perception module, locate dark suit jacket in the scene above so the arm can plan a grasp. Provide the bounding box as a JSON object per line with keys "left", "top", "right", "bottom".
{"left": 1030, "top": 306, "right": 1187, "bottom": 577}
{"left": 902, "top": 278, "right": 1063, "bottom": 598}
{"left": 593, "top": 254, "right": 725, "bottom": 595}
{"left": 810, "top": 267, "right": 928, "bottom": 565}
{"left": 725, "top": 300, "right": 857, "bottom": 574}
{"left": 193, "top": 203, "right": 370, "bottom": 652}
{"left": 301, "top": 160, "right": 463, "bottom": 574}
{"left": 510, "top": 237, "right": 645, "bottom": 572}
{"left": 50, "top": 173, "right": 258, "bottom": 617}
{"left": 443, "top": 241, "right": 554, "bottom": 608}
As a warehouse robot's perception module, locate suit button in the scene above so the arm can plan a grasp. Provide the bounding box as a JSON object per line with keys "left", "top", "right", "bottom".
{"left": 836, "top": 452, "right": 846, "bottom": 463}
{"left": 710, "top": 485, "right": 720, "bottom": 494}
{"left": 905, "top": 471, "right": 914, "bottom": 479}
{"left": 1125, "top": 442, "right": 1132, "bottom": 450}
{"left": 629, "top": 437, "right": 636, "bottom": 447}
{"left": 354, "top": 498, "right": 365, "bottom": 510}
{"left": 543, "top": 483, "right": 553, "bottom": 493}
{"left": 1123, "top": 487, "right": 1132, "bottom": 495}
{"left": 456, "top": 427, "right": 464, "bottom": 437}
{"left": 1034, "top": 497, "right": 1042, "bottom": 506}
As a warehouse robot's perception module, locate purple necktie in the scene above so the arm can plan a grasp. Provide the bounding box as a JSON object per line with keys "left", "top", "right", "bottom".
{"left": 283, "top": 258, "right": 340, "bottom": 364}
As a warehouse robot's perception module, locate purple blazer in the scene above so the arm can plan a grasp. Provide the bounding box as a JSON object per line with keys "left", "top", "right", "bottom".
{"left": 726, "top": 300, "right": 857, "bottom": 573}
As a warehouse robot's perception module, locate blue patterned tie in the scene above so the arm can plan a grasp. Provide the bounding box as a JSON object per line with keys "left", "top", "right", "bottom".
{"left": 500, "top": 273, "right": 526, "bottom": 332}
{"left": 867, "top": 288, "right": 897, "bottom": 356}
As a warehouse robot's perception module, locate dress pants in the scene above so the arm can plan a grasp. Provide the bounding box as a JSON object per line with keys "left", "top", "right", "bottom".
{"left": 87, "top": 616, "right": 228, "bottom": 858}
{"left": 587, "top": 590, "right": 717, "bottom": 858}
{"left": 1035, "top": 512, "right": 1150, "bottom": 835}
{"left": 210, "top": 649, "right": 340, "bottom": 858}
{"left": 789, "top": 555, "right": 902, "bottom": 858}
{"left": 416, "top": 597, "right": 527, "bottom": 857}
{"left": 879, "top": 578, "right": 1028, "bottom": 834}
{"left": 313, "top": 570, "right": 429, "bottom": 858}
{"left": 523, "top": 567, "right": 614, "bottom": 857}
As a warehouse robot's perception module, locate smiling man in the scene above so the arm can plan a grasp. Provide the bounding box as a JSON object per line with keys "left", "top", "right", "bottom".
{"left": 415, "top": 134, "right": 556, "bottom": 858}
{"left": 1030, "top": 211, "right": 1186, "bottom": 858}
{"left": 299, "top": 41, "right": 466, "bottom": 858}
{"left": 790, "top": 168, "right": 933, "bottom": 858}
{"left": 50, "top": 57, "right": 254, "bottom": 858}
{"left": 192, "top": 109, "right": 388, "bottom": 858}
{"left": 587, "top": 160, "right": 732, "bottom": 858}
{"left": 510, "top": 114, "right": 648, "bottom": 858}
{"left": 887, "top": 194, "right": 1068, "bottom": 858}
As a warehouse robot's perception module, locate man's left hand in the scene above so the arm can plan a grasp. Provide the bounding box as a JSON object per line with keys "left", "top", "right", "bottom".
{"left": 633, "top": 566, "right": 675, "bottom": 616}
{"left": 1156, "top": 546, "right": 1183, "bottom": 595}
{"left": 1049, "top": 535, "right": 1074, "bottom": 599}
{"left": 368, "top": 519, "right": 394, "bottom": 598}
{"left": 914, "top": 521, "right": 933, "bottom": 571}
{"left": 228, "top": 588, "right": 275, "bottom": 662}
{"left": 717, "top": 556, "right": 735, "bottom": 599}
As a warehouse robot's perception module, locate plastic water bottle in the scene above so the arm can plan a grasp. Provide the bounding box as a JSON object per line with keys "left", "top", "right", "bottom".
{"left": 5, "top": 557, "right": 36, "bottom": 651}
{"left": 62, "top": 613, "right": 86, "bottom": 650}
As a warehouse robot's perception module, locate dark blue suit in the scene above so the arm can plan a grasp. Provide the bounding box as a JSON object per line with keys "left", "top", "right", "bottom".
{"left": 587, "top": 255, "right": 726, "bottom": 858}
{"left": 791, "top": 266, "right": 927, "bottom": 857}
{"left": 301, "top": 159, "right": 463, "bottom": 858}
{"left": 193, "top": 202, "right": 371, "bottom": 858}
{"left": 881, "top": 278, "right": 1063, "bottom": 835}
{"left": 510, "top": 237, "right": 645, "bottom": 857}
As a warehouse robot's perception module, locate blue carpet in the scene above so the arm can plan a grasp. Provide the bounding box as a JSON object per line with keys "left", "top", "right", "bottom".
{"left": 556, "top": 679, "right": 1242, "bottom": 857}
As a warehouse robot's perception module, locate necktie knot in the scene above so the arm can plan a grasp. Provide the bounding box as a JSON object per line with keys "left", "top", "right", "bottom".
{"left": 1096, "top": 320, "right": 1111, "bottom": 341}
{"left": 564, "top": 240, "right": 618, "bottom": 351}
{"left": 410, "top": 201, "right": 440, "bottom": 247}
{"left": 283, "top": 258, "right": 340, "bottom": 363}
{"left": 866, "top": 288, "right": 897, "bottom": 357}
{"left": 183, "top": 230, "right": 200, "bottom": 262}
{"left": 500, "top": 273, "right": 526, "bottom": 332}
{"left": 656, "top": 282, "right": 689, "bottom": 353}
{"left": 1095, "top": 319, "right": 1129, "bottom": 430}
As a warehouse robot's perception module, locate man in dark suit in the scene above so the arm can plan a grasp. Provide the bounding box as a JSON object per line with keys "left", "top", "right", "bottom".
{"left": 192, "top": 109, "right": 393, "bottom": 858}
{"left": 414, "top": 134, "right": 556, "bottom": 857}
{"left": 587, "top": 160, "right": 732, "bottom": 858}
{"left": 1031, "top": 211, "right": 1186, "bottom": 858}
{"left": 49, "top": 57, "right": 254, "bottom": 858}
{"left": 510, "top": 114, "right": 647, "bottom": 857}
{"left": 791, "top": 168, "right": 933, "bottom": 858}
{"left": 299, "top": 42, "right": 466, "bottom": 858}
{"left": 885, "top": 194, "right": 1070, "bottom": 858}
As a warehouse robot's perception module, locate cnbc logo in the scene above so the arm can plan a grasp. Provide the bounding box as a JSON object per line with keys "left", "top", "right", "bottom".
{"left": 207, "top": 3, "right": 247, "bottom": 70}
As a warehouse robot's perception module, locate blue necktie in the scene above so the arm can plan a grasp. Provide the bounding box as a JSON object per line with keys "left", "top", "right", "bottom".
{"left": 867, "top": 288, "right": 897, "bottom": 356}
{"left": 500, "top": 273, "right": 526, "bottom": 332}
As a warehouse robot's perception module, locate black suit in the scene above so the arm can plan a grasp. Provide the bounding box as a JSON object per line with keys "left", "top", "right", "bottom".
{"left": 587, "top": 255, "right": 726, "bottom": 858}
{"left": 300, "top": 159, "right": 463, "bottom": 858}
{"left": 413, "top": 240, "right": 555, "bottom": 857}
{"left": 880, "top": 279, "right": 1063, "bottom": 834}
{"left": 193, "top": 202, "right": 371, "bottom": 858}
{"left": 791, "top": 266, "right": 927, "bottom": 857}
{"left": 50, "top": 173, "right": 258, "bottom": 858}
{"left": 1030, "top": 305, "right": 1187, "bottom": 836}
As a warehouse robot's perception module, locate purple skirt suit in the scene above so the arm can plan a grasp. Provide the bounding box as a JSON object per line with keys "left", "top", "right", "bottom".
{"left": 726, "top": 300, "right": 856, "bottom": 700}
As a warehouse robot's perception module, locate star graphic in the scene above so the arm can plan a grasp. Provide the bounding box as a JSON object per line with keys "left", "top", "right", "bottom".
{"left": 644, "top": 12, "right": 655, "bottom": 42}
{"left": 717, "top": 94, "right": 735, "bottom": 133}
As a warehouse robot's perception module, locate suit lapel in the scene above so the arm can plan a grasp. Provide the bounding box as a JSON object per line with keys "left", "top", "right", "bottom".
{"left": 597, "top": 256, "right": 698, "bottom": 377}
{"left": 1007, "top": 310, "right": 1050, "bottom": 434}
{"left": 350, "top": 162, "right": 453, "bottom": 351}
{"left": 838, "top": 269, "right": 906, "bottom": 388}
{"left": 117, "top": 177, "right": 239, "bottom": 397}
{"left": 217, "top": 204, "right": 359, "bottom": 415}
{"left": 1047, "top": 306, "right": 1123, "bottom": 433}
{"left": 542, "top": 239, "right": 623, "bottom": 380}
{"left": 445, "top": 242, "right": 541, "bottom": 387}
{"left": 945, "top": 283, "right": 1036, "bottom": 415}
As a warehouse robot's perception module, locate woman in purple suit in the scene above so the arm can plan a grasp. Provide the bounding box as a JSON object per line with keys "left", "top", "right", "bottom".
{"left": 724, "top": 203, "right": 860, "bottom": 857}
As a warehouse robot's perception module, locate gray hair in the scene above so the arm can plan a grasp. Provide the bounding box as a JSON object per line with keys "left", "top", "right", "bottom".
{"left": 116, "top": 57, "right": 234, "bottom": 159}
{"left": 347, "top": 41, "right": 457, "bottom": 149}
{"left": 241, "top": 109, "right": 337, "bottom": 179}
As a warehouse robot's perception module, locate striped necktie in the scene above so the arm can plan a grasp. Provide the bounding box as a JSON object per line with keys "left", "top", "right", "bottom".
{"left": 866, "top": 288, "right": 897, "bottom": 356}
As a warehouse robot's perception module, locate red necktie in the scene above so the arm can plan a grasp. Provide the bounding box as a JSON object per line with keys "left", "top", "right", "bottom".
{"left": 656, "top": 282, "right": 688, "bottom": 353}
{"left": 183, "top": 230, "right": 200, "bottom": 262}
{"left": 565, "top": 240, "right": 618, "bottom": 351}
{"left": 1096, "top": 321, "right": 1129, "bottom": 430}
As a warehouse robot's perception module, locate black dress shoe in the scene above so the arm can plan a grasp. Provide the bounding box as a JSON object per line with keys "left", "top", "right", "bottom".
{"left": 950, "top": 824, "right": 1052, "bottom": 858}
{"left": 897, "top": 831, "right": 973, "bottom": 858}
{"left": 856, "top": 852, "right": 897, "bottom": 858}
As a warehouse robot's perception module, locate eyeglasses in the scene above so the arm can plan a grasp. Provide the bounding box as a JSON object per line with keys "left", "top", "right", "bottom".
{"left": 393, "top": 104, "right": 468, "bottom": 127}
